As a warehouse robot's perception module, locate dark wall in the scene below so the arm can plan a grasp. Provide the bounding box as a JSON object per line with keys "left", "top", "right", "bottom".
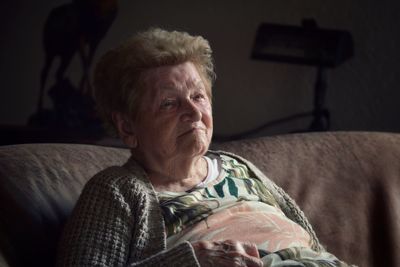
{"left": 1, "top": 0, "right": 399, "bottom": 138}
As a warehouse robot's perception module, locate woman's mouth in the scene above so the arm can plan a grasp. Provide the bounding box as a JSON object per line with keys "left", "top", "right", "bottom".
{"left": 179, "top": 127, "right": 205, "bottom": 137}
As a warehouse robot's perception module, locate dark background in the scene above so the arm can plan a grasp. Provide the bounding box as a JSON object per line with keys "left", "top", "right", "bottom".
{"left": 1, "top": 0, "right": 399, "bottom": 144}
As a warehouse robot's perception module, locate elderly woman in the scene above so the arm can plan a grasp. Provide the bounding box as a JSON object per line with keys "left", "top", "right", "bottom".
{"left": 57, "top": 28, "right": 353, "bottom": 267}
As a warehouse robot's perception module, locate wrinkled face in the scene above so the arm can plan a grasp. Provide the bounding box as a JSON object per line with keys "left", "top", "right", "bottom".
{"left": 132, "top": 61, "right": 213, "bottom": 162}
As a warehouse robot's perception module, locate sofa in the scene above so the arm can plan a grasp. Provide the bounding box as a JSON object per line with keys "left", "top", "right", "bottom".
{"left": 0, "top": 131, "right": 399, "bottom": 267}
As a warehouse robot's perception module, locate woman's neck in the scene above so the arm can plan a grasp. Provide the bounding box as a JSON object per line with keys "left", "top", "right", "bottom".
{"left": 136, "top": 153, "right": 208, "bottom": 192}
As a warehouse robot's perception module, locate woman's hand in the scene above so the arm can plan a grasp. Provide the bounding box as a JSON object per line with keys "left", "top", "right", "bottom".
{"left": 191, "top": 239, "right": 263, "bottom": 267}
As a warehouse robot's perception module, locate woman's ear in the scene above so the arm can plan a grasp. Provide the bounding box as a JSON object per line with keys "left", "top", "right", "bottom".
{"left": 111, "top": 112, "right": 138, "bottom": 148}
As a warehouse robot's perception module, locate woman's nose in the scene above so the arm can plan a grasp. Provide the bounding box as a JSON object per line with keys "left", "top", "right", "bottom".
{"left": 181, "top": 99, "right": 201, "bottom": 122}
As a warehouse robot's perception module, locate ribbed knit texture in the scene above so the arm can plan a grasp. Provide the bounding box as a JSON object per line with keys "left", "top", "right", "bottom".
{"left": 57, "top": 151, "right": 322, "bottom": 266}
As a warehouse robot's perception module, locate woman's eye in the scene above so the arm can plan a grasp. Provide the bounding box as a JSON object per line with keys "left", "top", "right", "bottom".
{"left": 160, "top": 99, "right": 177, "bottom": 109}
{"left": 192, "top": 94, "right": 206, "bottom": 102}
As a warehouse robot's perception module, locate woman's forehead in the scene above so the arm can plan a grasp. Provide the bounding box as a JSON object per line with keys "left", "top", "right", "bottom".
{"left": 142, "top": 62, "right": 205, "bottom": 92}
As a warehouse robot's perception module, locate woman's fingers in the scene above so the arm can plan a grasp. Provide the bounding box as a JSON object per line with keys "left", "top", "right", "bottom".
{"left": 191, "top": 240, "right": 263, "bottom": 267}
{"left": 220, "top": 239, "right": 260, "bottom": 258}
{"left": 238, "top": 241, "right": 260, "bottom": 258}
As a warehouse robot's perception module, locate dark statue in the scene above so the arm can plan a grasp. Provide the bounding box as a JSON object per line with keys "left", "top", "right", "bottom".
{"left": 29, "top": 0, "right": 118, "bottom": 135}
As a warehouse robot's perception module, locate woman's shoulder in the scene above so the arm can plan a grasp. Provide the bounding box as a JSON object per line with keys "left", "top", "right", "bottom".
{"left": 83, "top": 157, "right": 151, "bottom": 194}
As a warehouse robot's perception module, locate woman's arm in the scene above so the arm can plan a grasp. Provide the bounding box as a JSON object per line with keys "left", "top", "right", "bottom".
{"left": 56, "top": 167, "right": 199, "bottom": 267}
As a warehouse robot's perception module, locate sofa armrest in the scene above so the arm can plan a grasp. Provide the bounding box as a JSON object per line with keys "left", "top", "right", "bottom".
{"left": 0, "top": 143, "right": 130, "bottom": 267}
{"left": 0, "top": 249, "right": 10, "bottom": 267}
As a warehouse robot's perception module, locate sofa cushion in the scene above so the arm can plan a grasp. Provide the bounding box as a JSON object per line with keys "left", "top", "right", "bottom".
{"left": 0, "top": 144, "right": 130, "bottom": 267}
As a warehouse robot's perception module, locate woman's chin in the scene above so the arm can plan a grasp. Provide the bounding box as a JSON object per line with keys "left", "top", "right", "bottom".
{"left": 178, "top": 136, "right": 209, "bottom": 157}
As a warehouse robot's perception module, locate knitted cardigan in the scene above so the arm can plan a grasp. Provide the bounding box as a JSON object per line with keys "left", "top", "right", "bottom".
{"left": 57, "top": 151, "right": 323, "bottom": 267}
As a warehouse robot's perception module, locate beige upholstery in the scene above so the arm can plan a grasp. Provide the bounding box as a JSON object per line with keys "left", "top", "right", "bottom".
{"left": 0, "top": 132, "right": 399, "bottom": 267}
{"left": 0, "top": 144, "right": 129, "bottom": 267}
{"left": 213, "top": 131, "right": 400, "bottom": 267}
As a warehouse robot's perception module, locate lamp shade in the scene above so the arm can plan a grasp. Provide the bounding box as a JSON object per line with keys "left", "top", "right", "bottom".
{"left": 251, "top": 19, "right": 354, "bottom": 67}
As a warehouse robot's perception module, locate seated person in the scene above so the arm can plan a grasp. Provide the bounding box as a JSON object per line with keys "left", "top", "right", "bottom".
{"left": 57, "top": 28, "right": 355, "bottom": 267}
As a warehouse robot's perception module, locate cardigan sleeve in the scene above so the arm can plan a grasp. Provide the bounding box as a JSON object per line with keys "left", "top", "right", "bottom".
{"left": 56, "top": 167, "right": 200, "bottom": 267}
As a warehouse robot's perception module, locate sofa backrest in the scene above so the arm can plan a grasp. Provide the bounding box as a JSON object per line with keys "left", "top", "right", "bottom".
{"left": 212, "top": 131, "right": 400, "bottom": 267}
{"left": 0, "top": 132, "right": 399, "bottom": 267}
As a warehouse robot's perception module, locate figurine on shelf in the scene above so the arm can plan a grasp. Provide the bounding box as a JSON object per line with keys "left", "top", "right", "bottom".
{"left": 30, "top": 0, "right": 118, "bottom": 134}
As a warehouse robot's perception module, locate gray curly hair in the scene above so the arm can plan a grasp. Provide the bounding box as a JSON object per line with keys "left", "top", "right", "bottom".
{"left": 93, "top": 27, "right": 216, "bottom": 135}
